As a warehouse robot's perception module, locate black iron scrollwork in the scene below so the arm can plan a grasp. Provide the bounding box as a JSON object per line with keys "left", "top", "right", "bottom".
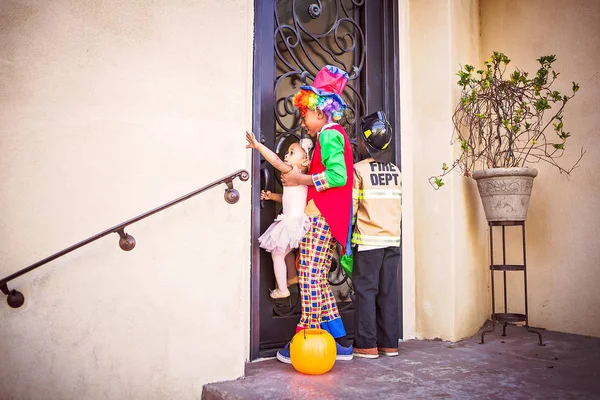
{"left": 308, "top": 2, "right": 322, "bottom": 19}
{"left": 274, "top": 0, "right": 366, "bottom": 143}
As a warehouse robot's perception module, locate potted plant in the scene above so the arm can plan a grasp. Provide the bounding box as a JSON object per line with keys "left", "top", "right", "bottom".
{"left": 430, "top": 51, "right": 584, "bottom": 221}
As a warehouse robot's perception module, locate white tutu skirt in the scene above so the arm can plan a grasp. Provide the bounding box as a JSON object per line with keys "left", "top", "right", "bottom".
{"left": 258, "top": 213, "right": 311, "bottom": 253}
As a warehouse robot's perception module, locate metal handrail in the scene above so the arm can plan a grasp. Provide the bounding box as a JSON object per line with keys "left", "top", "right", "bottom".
{"left": 0, "top": 169, "right": 249, "bottom": 308}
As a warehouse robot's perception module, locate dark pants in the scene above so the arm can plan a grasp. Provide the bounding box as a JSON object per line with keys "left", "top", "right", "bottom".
{"left": 353, "top": 246, "right": 401, "bottom": 349}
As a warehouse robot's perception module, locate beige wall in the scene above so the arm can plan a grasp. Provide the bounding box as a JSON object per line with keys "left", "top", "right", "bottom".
{"left": 0, "top": 1, "right": 253, "bottom": 399}
{"left": 400, "top": 0, "right": 489, "bottom": 341}
{"left": 480, "top": 0, "right": 600, "bottom": 337}
{"left": 398, "top": 0, "right": 417, "bottom": 340}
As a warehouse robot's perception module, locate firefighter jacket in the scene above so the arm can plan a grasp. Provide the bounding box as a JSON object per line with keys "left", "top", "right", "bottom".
{"left": 351, "top": 157, "right": 402, "bottom": 248}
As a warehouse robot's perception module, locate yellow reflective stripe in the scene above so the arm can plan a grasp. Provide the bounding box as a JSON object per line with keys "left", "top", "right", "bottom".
{"left": 351, "top": 233, "right": 401, "bottom": 246}
{"left": 353, "top": 189, "right": 402, "bottom": 200}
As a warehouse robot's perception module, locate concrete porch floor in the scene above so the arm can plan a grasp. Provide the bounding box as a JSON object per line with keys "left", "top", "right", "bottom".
{"left": 202, "top": 324, "right": 600, "bottom": 400}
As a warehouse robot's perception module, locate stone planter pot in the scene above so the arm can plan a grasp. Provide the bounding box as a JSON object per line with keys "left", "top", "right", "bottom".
{"left": 472, "top": 168, "right": 538, "bottom": 222}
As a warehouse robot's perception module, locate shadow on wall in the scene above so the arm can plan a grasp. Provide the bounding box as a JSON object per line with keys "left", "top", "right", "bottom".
{"left": 462, "top": 177, "right": 485, "bottom": 240}
{"left": 460, "top": 176, "right": 490, "bottom": 340}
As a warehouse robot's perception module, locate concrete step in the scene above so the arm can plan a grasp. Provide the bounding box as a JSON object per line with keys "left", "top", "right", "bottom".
{"left": 202, "top": 325, "right": 600, "bottom": 400}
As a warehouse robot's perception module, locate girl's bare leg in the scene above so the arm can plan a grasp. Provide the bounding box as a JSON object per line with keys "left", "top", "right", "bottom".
{"left": 272, "top": 247, "right": 292, "bottom": 291}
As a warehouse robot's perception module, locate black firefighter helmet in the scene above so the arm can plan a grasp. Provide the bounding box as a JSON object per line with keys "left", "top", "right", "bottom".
{"left": 359, "top": 111, "right": 392, "bottom": 163}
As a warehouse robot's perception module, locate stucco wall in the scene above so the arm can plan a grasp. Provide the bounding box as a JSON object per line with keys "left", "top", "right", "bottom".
{"left": 480, "top": 0, "right": 600, "bottom": 337}
{"left": 0, "top": 1, "right": 253, "bottom": 399}
{"left": 400, "top": 0, "right": 488, "bottom": 341}
{"left": 398, "top": 0, "right": 416, "bottom": 341}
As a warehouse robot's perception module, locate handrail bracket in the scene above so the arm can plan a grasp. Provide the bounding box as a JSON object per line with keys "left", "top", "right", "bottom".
{"left": 223, "top": 179, "right": 241, "bottom": 204}
{"left": 116, "top": 228, "right": 136, "bottom": 251}
{"left": 1, "top": 283, "right": 25, "bottom": 308}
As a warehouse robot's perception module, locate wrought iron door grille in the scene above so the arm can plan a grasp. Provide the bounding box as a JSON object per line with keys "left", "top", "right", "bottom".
{"left": 274, "top": 0, "right": 365, "bottom": 158}
{"left": 270, "top": 0, "right": 366, "bottom": 315}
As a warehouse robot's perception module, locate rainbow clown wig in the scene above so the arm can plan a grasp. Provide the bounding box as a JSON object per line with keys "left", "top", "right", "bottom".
{"left": 293, "top": 65, "right": 349, "bottom": 121}
{"left": 292, "top": 89, "right": 347, "bottom": 122}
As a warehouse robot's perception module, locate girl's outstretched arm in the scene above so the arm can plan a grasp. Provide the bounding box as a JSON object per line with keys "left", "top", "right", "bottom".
{"left": 246, "top": 131, "right": 293, "bottom": 174}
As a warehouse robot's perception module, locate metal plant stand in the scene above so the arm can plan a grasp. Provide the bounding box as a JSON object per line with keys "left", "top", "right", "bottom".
{"left": 480, "top": 221, "right": 544, "bottom": 345}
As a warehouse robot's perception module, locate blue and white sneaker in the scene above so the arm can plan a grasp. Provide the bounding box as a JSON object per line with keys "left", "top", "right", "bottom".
{"left": 276, "top": 342, "right": 292, "bottom": 364}
{"left": 336, "top": 343, "right": 354, "bottom": 361}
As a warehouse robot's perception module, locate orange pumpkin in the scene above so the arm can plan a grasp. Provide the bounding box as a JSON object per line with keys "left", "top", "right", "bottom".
{"left": 290, "top": 328, "right": 336, "bottom": 375}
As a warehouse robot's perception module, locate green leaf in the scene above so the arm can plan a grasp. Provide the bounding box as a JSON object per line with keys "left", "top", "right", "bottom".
{"left": 434, "top": 177, "right": 445, "bottom": 188}
{"left": 573, "top": 82, "right": 580, "bottom": 92}
{"left": 559, "top": 131, "right": 571, "bottom": 140}
{"left": 538, "top": 55, "right": 556, "bottom": 66}
{"left": 552, "top": 143, "right": 565, "bottom": 150}
{"left": 442, "top": 163, "right": 448, "bottom": 171}
{"left": 535, "top": 99, "right": 551, "bottom": 111}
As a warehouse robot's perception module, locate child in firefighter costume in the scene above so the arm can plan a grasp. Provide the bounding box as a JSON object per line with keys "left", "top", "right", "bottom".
{"left": 277, "top": 65, "right": 354, "bottom": 363}
{"left": 351, "top": 111, "right": 402, "bottom": 359}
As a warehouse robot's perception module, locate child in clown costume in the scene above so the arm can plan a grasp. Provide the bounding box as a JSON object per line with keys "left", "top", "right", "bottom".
{"left": 277, "top": 65, "right": 354, "bottom": 363}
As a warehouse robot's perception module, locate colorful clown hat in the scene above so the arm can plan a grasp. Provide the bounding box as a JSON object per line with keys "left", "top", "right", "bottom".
{"left": 300, "top": 65, "right": 349, "bottom": 107}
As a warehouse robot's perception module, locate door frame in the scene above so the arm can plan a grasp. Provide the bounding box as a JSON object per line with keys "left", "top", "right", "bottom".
{"left": 250, "top": 0, "right": 401, "bottom": 361}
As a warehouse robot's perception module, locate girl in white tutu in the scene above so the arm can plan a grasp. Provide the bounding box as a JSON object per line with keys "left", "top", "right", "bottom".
{"left": 246, "top": 131, "right": 313, "bottom": 299}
